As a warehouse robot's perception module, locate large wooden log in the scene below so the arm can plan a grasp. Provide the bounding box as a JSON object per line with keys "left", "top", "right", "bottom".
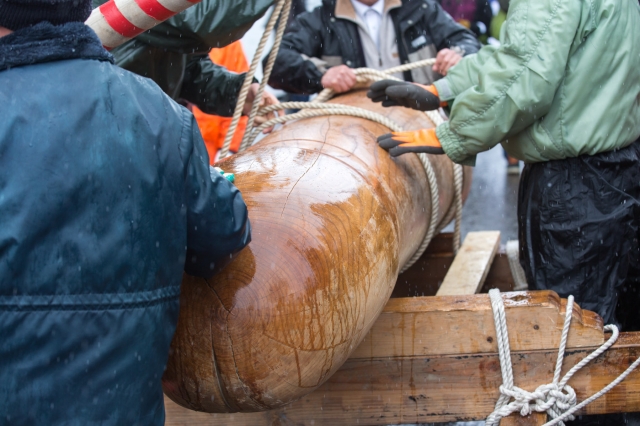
{"left": 164, "top": 292, "right": 640, "bottom": 425}
{"left": 162, "top": 91, "right": 471, "bottom": 413}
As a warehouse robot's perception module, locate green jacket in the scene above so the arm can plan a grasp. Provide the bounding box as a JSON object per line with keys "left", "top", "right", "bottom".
{"left": 93, "top": 0, "right": 273, "bottom": 116}
{"left": 433, "top": 0, "right": 640, "bottom": 165}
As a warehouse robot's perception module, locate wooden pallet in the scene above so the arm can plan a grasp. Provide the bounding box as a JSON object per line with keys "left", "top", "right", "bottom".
{"left": 164, "top": 231, "right": 640, "bottom": 425}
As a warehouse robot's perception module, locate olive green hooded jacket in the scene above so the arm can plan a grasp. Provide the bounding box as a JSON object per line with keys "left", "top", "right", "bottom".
{"left": 433, "top": 0, "right": 640, "bottom": 165}
{"left": 93, "top": 0, "right": 273, "bottom": 116}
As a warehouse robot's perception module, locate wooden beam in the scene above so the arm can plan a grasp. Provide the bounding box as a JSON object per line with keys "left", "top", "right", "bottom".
{"left": 165, "top": 333, "right": 640, "bottom": 425}
{"left": 500, "top": 413, "right": 547, "bottom": 425}
{"left": 436, "top": 231, "right": 501, "bottom": 296}
{"left": 164, "top": 292, "right": 639, "bottom": 425}
{"left": 352, "top": 291, "right": 603, "bottom": 359}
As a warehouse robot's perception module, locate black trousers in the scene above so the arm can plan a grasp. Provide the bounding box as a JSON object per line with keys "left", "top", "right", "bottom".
{"left": 518, "top": 141, "right": 640, "bottom": 329}
{"left": 517, "top": 141, "right": 640, "bottom": 425}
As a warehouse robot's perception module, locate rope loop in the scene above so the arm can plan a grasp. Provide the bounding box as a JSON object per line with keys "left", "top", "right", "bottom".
{"left": 221, "top": 0, "right": 462, "bottom": 269}
{"left": 486, "top": 289, "right": 640, "bottom": 426}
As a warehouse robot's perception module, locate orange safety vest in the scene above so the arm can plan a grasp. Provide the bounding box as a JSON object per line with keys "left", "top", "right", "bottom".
{"left": 192, "top": 40, "right": 249, "bottom": 163}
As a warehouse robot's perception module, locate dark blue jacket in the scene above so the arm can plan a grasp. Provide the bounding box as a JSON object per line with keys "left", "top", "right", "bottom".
{"left": 0, "top": 22, "right": 250, "bottom": 425}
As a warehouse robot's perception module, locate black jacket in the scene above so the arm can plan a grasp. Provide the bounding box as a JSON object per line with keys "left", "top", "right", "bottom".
{"left": 267, "top": 0, "right": 481, "bottom": 94}
{"left": 93, "top": 0, "right": 273, "bottom": 116}
{"left": 0, "top": 22, "right": 250, "bottom": 425}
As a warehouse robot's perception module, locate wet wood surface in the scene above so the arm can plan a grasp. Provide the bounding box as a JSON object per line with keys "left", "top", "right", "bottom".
{"left": 164, "top": 293, "right": 640, "bottom": 425}
{"left": 162, "top": 91, "right": 472, "bottom": 413}
{"left": 500, "top": 413, "right": 547, "bottom": 425}
{"left": 352, "top": 291, "right": 603, "bottom": 359}
{"left": 436, "top": 231, "right": 501, "bottom": 296}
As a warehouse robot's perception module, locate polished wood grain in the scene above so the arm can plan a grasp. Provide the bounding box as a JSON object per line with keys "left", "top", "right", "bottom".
{"left": 162, "top": 91, "right": 472, "bottom": 413}
{"left": 352, "top": 290, "right": 604, "bottom": 359}
{"left": 164, "top": 293, "right": 640, "bottom": 425}
{"left": 500, "top": 412, "right": 547, "bottom": 425}
{"left": 436, "top": 231, "right": 501, "bottom": 296}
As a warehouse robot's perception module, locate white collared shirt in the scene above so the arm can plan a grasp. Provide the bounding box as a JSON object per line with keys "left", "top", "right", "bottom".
{"left": 350, "top": 0, "right": 384, "bottom": 50}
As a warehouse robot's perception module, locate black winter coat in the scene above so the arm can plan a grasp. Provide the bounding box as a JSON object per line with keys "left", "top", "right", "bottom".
{"left": 0, "top": 22, "right": 250, "bottom": 425}
{"left": 267, "top": 0, "right": 481, "bottom": 94}
{"left": 92, "top": 0, "right": 273, "bottom": 116}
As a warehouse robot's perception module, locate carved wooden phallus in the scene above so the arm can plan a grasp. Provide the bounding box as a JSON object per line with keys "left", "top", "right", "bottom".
{"left": 162, "top": 91, "right": 472, "bottom": 413}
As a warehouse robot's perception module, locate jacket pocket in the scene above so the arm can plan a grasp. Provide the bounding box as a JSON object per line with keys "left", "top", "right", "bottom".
{"left": 407, "top": 44, "right": 441, "bottom": 84}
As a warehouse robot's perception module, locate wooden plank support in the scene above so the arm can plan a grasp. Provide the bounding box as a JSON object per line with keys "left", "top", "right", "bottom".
{"left": 436, "top": 231, "right": 501, "bottom": 296}
{"left": 352, "top": 291, "right": 603, "bottom": 359}
{"left": 500, "top": 413, "right": 547, "bottom": 426}
{"left": 165, "top": 291, "right": 640, "bottom": 425}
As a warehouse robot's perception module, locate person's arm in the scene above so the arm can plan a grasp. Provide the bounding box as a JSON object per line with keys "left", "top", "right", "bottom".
{"left": 167, "top": 0, "right": 274, "bottom": 50}
{"left": 425, "top": 0, "right": 481, "bottom": 57}
{"left": 180, "top": 55, "right": 245, "bottom": 116}
{"left": 91, "top": 0, "right": 273, "bottom": 53}
{"left": 180, "top": 55, "right": 279, "bottom": 128}
{"left": 266, "top": 8, "right": 327, "bottom": 94}
{"left": 432, "top": 0, "right": 582, "bottom": 166}
{"left": 433, "top": 44, "right": 498, "bottom": 97}
{"left": 179, "top": 110, "right": 251, "bottom": 278}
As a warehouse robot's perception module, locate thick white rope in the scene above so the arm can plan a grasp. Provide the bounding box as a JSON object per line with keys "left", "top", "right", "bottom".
{"left": 452, "top": 163, "right": 464, "bottom": 254}
{"left": 486, "top": 289, "right": 640, "bottom": 426}
{"left": 219, "top": 0, "right": 288, "bottom": 158}
{"left": 220, "top": 0, "right": 463, "bottom": 270}
{"left": 240, "top": 0, "right": 292, "bottom": 152}
{"left": 246, "top": 96, "right": 447, "bottom": 273}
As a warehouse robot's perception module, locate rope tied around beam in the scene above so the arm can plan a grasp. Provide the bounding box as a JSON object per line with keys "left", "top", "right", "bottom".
{"left": 222, "top": 0, "right": 464, "bottom": 269}
{"left": 486, "top": 289, "right": 640, "bottom": 426}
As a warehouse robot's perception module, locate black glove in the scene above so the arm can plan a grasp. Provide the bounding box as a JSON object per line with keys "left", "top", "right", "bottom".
{"left": 367, "top": 79, "right": 441, "bottom": 111}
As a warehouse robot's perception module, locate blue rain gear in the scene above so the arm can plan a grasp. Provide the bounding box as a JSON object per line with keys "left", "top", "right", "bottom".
{"left": 0, "top": 22, "right": 250, "bottom": 425}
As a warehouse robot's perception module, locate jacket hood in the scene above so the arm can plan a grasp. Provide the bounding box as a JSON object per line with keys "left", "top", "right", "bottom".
{"left": 0, "top": 21, "right": 112, "bottom": 71}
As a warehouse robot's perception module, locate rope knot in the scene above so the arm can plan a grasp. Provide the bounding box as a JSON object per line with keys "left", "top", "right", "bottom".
{"left": 492, "top": 383, "right": 577, "bottom": 424}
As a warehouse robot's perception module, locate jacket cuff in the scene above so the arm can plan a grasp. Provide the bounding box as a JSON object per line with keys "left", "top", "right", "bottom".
{"left": 436, "top": 123, "right": 477, "bottom": 166}
{"left": 433, "top": 78, "right": 456, "bottom": 102}
{"left": 217, "top": 73, "right": 245, "bottom": 116}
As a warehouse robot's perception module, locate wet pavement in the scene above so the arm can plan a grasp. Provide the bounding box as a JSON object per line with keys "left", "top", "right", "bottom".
{"left": 454, "top": 145, "right": 520, "bottom": 246}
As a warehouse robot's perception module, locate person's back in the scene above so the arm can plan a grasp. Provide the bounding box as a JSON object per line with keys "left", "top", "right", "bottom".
{"left": 0, "top": 3, "right": 250, "bottom": 424}
{"left": 429, "top": 0, "right": 640, "bottom": 165}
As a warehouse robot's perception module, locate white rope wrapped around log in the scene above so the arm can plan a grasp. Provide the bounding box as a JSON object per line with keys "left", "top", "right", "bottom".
{"left": 486, "top": 289, "right": 640, "bottom": 426}
{"left": 244, "top": 100, "right": 445, "bottom": 272}
{"left": 86, "top": 0, "right": 461, "bottom": 258}
{"left": 234, "top": 67, "right": 463, "bottom": 268}
{"left": 241, "top": 0, "right": 292, "bottom": 152}
{"left": 219, "top": 0, "right": 463, "bottom": 267}
{"left": 219, "top": 0, "right": 289, "bottom": 159}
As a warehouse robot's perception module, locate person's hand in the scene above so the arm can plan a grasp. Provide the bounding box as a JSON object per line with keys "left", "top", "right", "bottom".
{"left": 244, "top": 83, "right": 280, "bottom": 133}
{"left": 321, "top": 65, "right": 357, "bottom": 93}
{"left": 432, "top": 48, "right": 463, "bottom": 76}
{"left": 377, "top": 128, "right": 444, "bottom": 157}
{"left": 367, "top": 80, "right": 442, "bottom": 111}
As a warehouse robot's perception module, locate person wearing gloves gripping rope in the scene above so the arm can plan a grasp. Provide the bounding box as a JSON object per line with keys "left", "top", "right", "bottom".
{"left": 266, "top": 0, "right": 481, "bottom": 96}
{"left": 368, "top": 0, "right": 640, "bottom": 342}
